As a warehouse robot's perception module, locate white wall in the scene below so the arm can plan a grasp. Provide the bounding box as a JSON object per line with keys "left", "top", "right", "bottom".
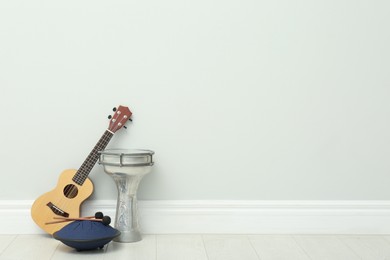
{"left": 0, "top": 0, "right": 389, "bottom": 201}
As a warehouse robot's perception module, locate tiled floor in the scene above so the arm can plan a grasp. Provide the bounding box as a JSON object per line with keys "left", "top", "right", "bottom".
{"left": 1, "top": 234, "right": 390, "bottom": 260}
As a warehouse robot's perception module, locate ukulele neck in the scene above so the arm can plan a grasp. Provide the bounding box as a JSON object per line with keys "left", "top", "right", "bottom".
{"left": 72, "top": 130, "right": 114, "bottom": 185}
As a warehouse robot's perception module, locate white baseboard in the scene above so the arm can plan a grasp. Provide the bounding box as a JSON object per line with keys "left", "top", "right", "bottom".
{"left": 1, "top": 200, "right": 390, "bottom": 234}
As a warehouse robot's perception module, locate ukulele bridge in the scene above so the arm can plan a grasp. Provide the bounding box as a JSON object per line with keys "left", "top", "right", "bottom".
{"left": 46, "top": 202, "right": 69, "bottom": 217}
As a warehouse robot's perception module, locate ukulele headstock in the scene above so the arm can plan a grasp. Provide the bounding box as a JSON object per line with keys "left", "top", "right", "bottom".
{"left": 108, "top": 105, "right": 132, "bottom": 133}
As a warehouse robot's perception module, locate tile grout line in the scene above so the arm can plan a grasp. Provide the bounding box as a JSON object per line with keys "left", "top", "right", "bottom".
{"left": 101, "top": 240, "right": 111, "bottom": 260}
{"left": 335, "top": 236, "right": 363, "bottom": 260}
{"left": 49, "top": 242, "right": 61, "bottom": 260}
{"left": 201, "top": 235, "right": 210, "bottom": 260}
{"left": 246, "top": 235, "right": 262, "bottom": 260}
{"left": 155, "top": 234, "right": 158, "bottom": 260}
{"left": 291, "top": 235, "right": 313, "bottom": 260}
{"left": 0, "top": 234, "right": 18, "bottom": 257}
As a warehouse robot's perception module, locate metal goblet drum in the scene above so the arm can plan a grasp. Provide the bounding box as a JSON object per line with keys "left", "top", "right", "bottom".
{"left": 98, "top": 149, "right": 154, "bottom": 243}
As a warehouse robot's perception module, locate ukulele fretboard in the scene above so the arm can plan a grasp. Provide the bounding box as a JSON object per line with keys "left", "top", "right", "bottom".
{"left": 72, "top": 130, "right": 114, "bottom": 185}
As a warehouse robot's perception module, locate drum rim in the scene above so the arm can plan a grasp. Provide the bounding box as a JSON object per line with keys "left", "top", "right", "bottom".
{"left": 98, "top": 149, "right": 154, "bottom": 167}
{"left": 98, "top": 148, "right": 154, "bottom": 156}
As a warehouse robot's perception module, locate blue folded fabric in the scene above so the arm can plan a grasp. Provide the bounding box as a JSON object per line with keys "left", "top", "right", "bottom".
{"left": 53, "top": 220, "right": 120, "bottom": 251}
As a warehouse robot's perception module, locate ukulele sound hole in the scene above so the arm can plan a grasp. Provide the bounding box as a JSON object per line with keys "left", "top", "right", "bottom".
{"left": 63, "top": 184, "right": 78, "bottom": 198}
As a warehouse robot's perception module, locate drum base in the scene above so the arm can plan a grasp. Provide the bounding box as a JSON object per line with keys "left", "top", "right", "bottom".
{"left": 114, "top": 230, "right": 142, "bottom": 243}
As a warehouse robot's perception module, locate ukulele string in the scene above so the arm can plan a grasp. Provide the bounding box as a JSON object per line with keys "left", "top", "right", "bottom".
{"left": 36, "top": 106, "right": 131, "bottom": 233}
{"left": 57, "top": 130, "right": 113, "bottom": 216}
{"left": 54, "top": 111, "right": 128, "bottom": 225}
{"left": 59, "top": 130, "right": 113, "bottom": 212}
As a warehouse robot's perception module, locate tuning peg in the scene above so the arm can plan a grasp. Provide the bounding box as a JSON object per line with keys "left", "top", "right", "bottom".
{"left": 123, "top": 126, "right": 127, "bottom": 129}
{"left": 108, "top": 115, "right": 112, "bottom": 119}
{"left": 129, "top": 118, "right": 133, "bottom": 122}
{"left": 113, "top": 107, "right": 117, "bottom": 112}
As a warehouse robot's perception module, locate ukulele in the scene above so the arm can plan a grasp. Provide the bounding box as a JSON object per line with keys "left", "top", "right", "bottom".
{"left": 31, "top": 105, "right": 132, "bottom": 234}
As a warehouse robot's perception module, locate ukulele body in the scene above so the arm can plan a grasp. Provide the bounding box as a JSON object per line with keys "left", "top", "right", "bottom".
{"left": 31, "top": 169, "right": 93, "bottom": 234}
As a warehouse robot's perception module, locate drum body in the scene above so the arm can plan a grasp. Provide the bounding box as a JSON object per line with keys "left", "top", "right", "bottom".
{"left": 99, "top": 149, "right": 154, "bottom": 243}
